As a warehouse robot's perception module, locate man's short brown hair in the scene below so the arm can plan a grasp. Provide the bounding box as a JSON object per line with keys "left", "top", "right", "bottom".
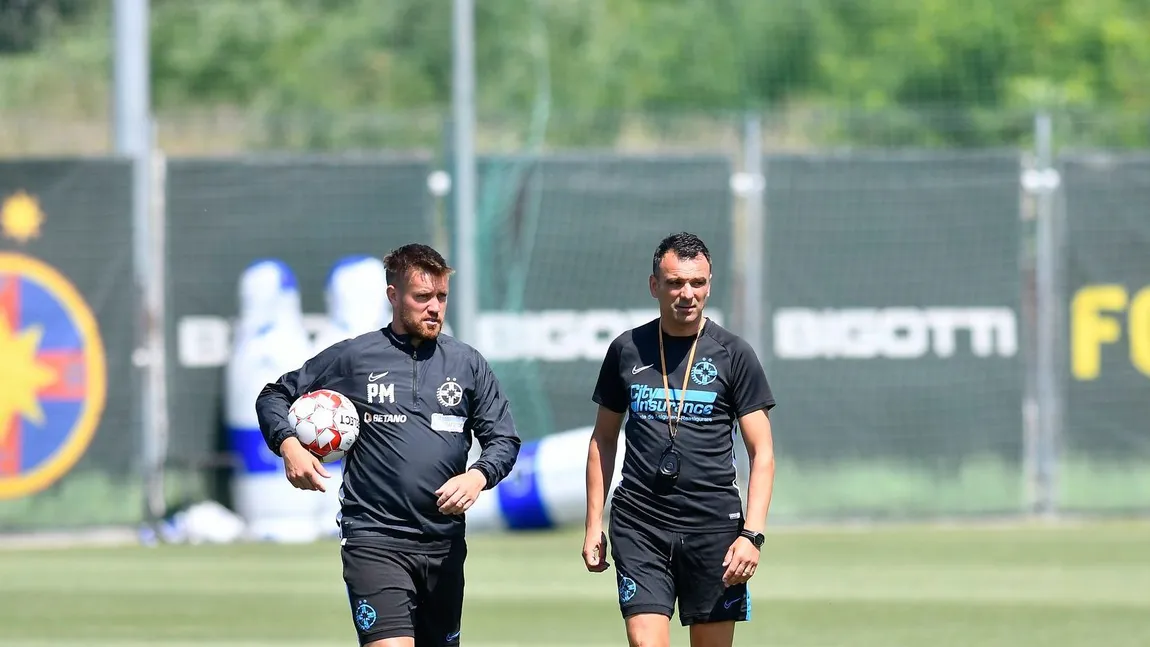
{"left": 383, "top": 243, "right": 454, "bottom": 287}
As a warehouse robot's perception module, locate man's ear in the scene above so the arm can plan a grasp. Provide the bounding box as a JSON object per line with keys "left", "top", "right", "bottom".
{"left": 649, "top": 274, "right": 658, "bottom": 299}
{"left": 386, "top": 284, "right": 399, "bottom": 307}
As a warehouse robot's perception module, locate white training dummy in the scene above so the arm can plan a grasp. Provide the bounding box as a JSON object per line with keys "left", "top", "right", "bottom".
{"left": 311, "top": 255, "right": 391, "bottom": 355}
{"left": 464, "top": 426, "right": 627, "bottom": 533}
{"left": 224, "top": 259, "right": 318, "bottom": 543}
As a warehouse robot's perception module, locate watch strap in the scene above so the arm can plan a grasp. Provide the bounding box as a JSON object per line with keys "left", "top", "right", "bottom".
{"left": 739, "top": 529, "right": 764, "bottom": 548}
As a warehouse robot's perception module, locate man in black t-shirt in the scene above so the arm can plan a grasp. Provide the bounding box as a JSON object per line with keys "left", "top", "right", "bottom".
{"left": 582, "top": 232, "right": 777, "bottom": 647}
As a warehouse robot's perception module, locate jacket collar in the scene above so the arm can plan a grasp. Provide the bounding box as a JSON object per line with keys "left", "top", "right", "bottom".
{"left": 383, "top": 323, "right": 438, "bottom": 356}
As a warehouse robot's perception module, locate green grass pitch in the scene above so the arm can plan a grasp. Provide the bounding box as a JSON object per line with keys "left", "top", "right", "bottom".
{"left": 1, "top": 521, "right": 1148, "bottom": 646}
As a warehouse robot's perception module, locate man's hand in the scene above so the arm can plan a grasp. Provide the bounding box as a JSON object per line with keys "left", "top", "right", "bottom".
{"left": 721, "top": 535, "right": 760, "bottom": 586}
{"left": 436, "top": 469, "right": 487, "bottom": 515}
{"left": 582, "top": 528, "right": 610, "bottom": 573}
{"left": 280, "top": 436, "right": 330, "bottom": 492}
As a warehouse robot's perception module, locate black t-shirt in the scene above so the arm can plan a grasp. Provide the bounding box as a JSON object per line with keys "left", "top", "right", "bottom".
{"left": 593, "top": 317, "right": 775, "bottom": 532}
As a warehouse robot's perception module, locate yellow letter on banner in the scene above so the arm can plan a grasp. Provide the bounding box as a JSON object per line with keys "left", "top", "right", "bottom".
{"left": 1128, "top": 287, "right": 1150, "bottom": 378}
{"left": 1071, "top": 285, "right": 1127, "bottom": 381}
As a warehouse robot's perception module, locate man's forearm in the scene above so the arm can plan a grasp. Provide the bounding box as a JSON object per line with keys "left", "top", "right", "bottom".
{"left": 471, "top": 433, "right": 522, "bottom": 490}
{"left": 584, "top": 436, "right": 616, "bottom": 529}
{"left": 742, "top": 454, "right": 775, "bottom": 533}
{"left": 256, "top": 383, "right": 296, "bottom": 457}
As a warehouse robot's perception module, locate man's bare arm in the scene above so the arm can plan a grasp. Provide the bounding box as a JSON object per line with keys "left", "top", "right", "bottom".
{"left": 585, "top": 405, "right": 625, "bottom": 531}
{"left": 737, "top": 409, "right": 775, "bottom": 534}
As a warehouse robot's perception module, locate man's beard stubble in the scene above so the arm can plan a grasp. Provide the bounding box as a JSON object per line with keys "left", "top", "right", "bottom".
{"left": 399, "top": 307, "right": 442, "bottom": 341}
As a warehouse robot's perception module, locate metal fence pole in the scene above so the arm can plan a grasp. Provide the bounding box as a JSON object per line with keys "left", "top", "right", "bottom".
{"left": 739, "top": 113, "right": 766, "bottom": 362}
{"left": 115, "top": 0, "right": 168, "bottom": 527}
{"left": 732, "top": 111, "right": 767, "bottom": 506}
{"left": 1031, "top": 111, "right": 1063, "bottom": 517}
{"left": 113, "top": 0, "right": 148, "bottom": 157}
{"left": 452, "top": 0, "right": 478, "bottom": 345}
{"left": 145, "top": 142, "right": 170, "bottom": 527}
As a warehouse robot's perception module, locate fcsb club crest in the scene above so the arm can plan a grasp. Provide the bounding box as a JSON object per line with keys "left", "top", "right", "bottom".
{"left": 0, "top": 194, "right": 107, "bottom": 499}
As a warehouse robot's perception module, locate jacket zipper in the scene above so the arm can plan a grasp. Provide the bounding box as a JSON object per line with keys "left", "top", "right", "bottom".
{"left": 411, "top": 349, "right": 419, "bottom": 410}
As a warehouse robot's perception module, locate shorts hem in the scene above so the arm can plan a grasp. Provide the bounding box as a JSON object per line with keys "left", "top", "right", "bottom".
{"left": 357, "top": 626, "right": 414, "bottom": 646}
{"left": 679, "top": 613, "right": 750, "bottom": 627}
{"left": 342, "top": 533, "right": 462, "bottom": 556}
{"left": 621, "top": 604, "right": 674, "bottom": 619}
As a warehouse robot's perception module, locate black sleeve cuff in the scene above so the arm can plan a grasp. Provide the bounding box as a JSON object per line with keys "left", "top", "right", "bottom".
{"left": 269, "top": 428, "right": 294, "bottom": 458}
{"left": 471, "top": 463, "right": 495, "bottom": 490}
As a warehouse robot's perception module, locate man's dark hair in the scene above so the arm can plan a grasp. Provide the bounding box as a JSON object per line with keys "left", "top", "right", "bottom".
{"left": 652, "top": 232, "right": 711, "bottom": 277}
{"left": 383, "top": 243, "right": 454, "bottom": 287}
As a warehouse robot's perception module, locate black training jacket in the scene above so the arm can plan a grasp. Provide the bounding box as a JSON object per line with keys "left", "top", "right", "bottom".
{"left": 256, "top": 325, "right": 521, "bottom": 548}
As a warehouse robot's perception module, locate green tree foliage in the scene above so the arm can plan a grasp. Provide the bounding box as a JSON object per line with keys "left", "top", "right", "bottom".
{"left": 7, "top": 0, "right": 1150, "bottom": 148}
{"left": 0, "top": 0, "right": 89, "bottom": 53}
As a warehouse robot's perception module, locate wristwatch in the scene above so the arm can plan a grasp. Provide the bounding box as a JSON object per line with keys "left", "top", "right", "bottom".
{"left": 739, "top": 529, "right": 765, "bottom": 549}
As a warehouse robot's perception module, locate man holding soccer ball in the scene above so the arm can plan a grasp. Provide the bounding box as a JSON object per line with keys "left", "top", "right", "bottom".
{"left": 256, "top": 243, "right": 521, "bottom": 647}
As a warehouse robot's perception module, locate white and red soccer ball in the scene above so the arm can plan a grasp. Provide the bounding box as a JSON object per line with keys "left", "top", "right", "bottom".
{"left": 288, "top": 389, "right": 360, "bottom": 463}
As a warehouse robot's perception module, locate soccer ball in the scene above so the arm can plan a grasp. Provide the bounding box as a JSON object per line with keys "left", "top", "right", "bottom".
{"left": 288, "top": 389, "right": 360, "bottom": 463}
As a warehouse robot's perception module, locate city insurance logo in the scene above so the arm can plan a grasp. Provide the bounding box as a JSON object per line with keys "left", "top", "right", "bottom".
{"left": 0, "top": 190, "right": 107, "bottom": 499}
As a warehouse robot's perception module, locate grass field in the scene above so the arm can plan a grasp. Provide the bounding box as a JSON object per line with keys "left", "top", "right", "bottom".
{"left": 1, "top": 521, "right": 1148, "bottom": 647}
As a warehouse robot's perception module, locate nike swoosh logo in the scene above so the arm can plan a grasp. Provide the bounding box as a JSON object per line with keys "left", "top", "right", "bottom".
{"left": 724, "top": 597, "right": 740, "bottom": 609}
{"left": 368, "top": 372, "right": 389, "bottom": 381}
{"left": 632, "top": 364, "right": 653, "bottom": 375}
{"left": 445, "top": 630, "right": 461, "bottom": 642}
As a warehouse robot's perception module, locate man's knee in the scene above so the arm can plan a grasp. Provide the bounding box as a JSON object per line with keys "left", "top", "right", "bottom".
{"left": 687, "top": 619, "right": 736, "bottom": 647}
{"left": 364, "top": 638, "right": 415, "bottom": 647}
{"left": 625, "top": 612, "right": 672, "bottom": 647}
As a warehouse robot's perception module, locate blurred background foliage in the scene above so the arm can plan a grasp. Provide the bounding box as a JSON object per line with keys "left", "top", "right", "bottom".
{"left": 2, "top": 0, "right": 1149, "bottom": 152}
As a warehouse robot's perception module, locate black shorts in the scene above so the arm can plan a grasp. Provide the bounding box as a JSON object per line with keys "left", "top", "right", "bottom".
{"left": 608, "top": 509, "right": 751, "bottom": 627}
{"left": 341, "top": 539, "right": 467, "bottom": 646}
